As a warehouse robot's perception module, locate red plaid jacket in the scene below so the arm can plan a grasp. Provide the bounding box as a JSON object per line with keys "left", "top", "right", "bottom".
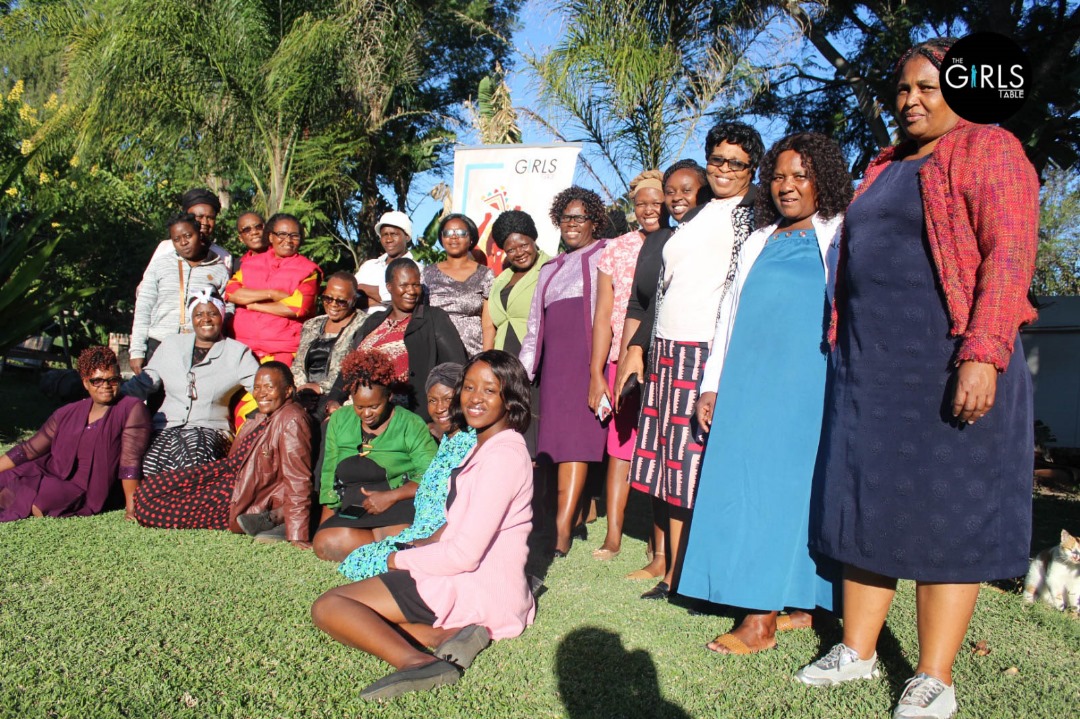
{"left": 830, "top": 121, "right": 1039, "bottom": 371}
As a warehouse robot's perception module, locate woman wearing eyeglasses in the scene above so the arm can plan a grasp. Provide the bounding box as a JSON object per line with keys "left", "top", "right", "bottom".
{"left": 225, "top": 213, "right": 322, "bottom": 366}
{"left": 124, "top": 291, "right": 260, "bottom": 475}
{"left": 519, "top": 186, "right": 610, "bottom": 558}
{"left": 290, "top": 272, "right": 367, "bottom": 421}
{"left": 0, "top": 347, "right": 151, "bottom": 522}
{"left": 626, "top": 122, "right": 763, "bottom": 601}
{"left": 422, "top": 214, "right": 493, "bottom": 357}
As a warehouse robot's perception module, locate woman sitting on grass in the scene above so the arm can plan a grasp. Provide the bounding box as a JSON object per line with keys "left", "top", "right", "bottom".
{"left": 0, "top": 347, "right": 151, "bottom": 522}
{"left": 313, "top": 348, "right": 437, "bottom": 562}
{"left": 311, "top": 350, "right": 535, "bottom": 700}
{"left": 132, "top": 362, "right": 315, "bottom": 548}
{"left": 337, "top": 362, "right": 476, "bottom": 581}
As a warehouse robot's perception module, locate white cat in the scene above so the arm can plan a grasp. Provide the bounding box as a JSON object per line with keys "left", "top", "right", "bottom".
{"left": 1023, "top": 529, "right": 1080, "bottom": 612}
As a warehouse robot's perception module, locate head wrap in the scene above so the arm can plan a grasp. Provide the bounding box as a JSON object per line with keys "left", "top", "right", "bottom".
{"left": 425, "top": 362, "right": 464, "bottom": 393}
{"left": 187, "top": 288, "right": 225, "bottom": 319}
{"left": 895, "top": 37, "right": 957, "bottom": 76}
{"left": 180, "top": 187, "right": 221, "bottom": 213}
{"left": 629, "top": 169, "right": 664, "bottom": 198}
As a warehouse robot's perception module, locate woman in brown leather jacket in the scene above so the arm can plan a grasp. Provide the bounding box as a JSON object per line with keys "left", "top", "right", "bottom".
{"left": 133, "top": 362, "right": 316, "bottom": 548}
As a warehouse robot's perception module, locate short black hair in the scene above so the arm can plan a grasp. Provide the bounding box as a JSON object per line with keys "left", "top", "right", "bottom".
{"left": 438, "top": 213, "right": 481, "bottom": 250}
{"left": 385, "top": 256, "right": 420, "bottom": 283}
{"left": 166, "top": 212, "right": 200, "bottom": 235}
{"left": 256, "top": 360, "right": 295, "bottom": 389}
{"left": 452, "top": 350, "right": 531, "bottom": 434}
{"left": 180, "top": 188, "right": 221, "bottom": 214}
{"left": 704, "top": 122, "right": 765, "bottom": 169}
{"left": 548, "top": 186, "right": 608, "bottom": 232}
{"left": 663, "top": 159, "right": 712, "bottom": 205}
{"left": 754, "top": 132, "right": 854, "bottom": 228}
{"left": 325, "top": 270, "right": 359, "bottom": 291}
{"left": 490, "top": 210, "right": 538, "bottom": 249}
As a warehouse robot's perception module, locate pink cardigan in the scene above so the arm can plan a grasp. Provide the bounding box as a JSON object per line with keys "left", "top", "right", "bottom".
{"left": 394, "top": 429, "right": 535, "bottom": 640}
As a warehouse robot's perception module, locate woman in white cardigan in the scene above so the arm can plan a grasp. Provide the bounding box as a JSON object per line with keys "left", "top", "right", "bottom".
{"left": 679, "top": 133, "right": 853, "bottom": 655}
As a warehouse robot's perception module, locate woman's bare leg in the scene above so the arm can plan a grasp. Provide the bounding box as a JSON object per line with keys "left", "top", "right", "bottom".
{"left": 841, "top": 564, "right": 899, "bottom": 660}
{"left": 597, "top": 457, "right": 630, "bottom": 554}
{"left": 554, "top": 461, "right": 588, "bottom": 554}
{"left": 313, "top": 526, "right": 375, "bottom": 562}
{"left": 913, "top": 582, "right": 979, "bottom": 684}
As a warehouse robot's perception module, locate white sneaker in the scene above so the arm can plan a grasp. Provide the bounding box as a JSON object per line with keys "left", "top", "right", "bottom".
{"left": 893, "top": 673, "right": 957, "bottom": 719}
{"left": 794, "top": 642, "right": 881, "bottom": 686}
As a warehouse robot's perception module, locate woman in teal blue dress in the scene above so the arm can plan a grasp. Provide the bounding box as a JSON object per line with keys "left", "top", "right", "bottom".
{"left": 338, "top": 364, "right": 476, "bottom": 580}
{"left": 680, "top": 133, "right": 852, "bottom": 655}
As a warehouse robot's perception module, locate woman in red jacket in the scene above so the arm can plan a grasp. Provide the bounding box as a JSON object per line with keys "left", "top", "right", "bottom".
{"left": 796, "top": 39, "right": 1039, "bottom": 719}
{"left": 225, "top": 213, "right": 321, "bottom": 365}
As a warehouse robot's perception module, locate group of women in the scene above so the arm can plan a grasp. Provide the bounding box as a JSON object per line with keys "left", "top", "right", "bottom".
{"left": 0, "top": 38, "right": 1041, "bottom": 714}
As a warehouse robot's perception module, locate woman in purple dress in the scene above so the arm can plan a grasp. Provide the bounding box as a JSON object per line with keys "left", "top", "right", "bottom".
{"left": 519, "top": 187, "right": 609, "bottom": 557}
{"left": 0, "top": 346, "right": 151, "bottom": 522}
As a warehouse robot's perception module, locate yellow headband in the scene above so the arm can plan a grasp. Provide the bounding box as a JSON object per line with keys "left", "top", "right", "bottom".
{"left": 633, "top": 178, "right": 663, "bottom": 195}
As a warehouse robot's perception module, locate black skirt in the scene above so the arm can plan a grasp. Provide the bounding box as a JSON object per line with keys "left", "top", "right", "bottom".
{"left": 320, "top": 454, "right": 416, "bottom": 529}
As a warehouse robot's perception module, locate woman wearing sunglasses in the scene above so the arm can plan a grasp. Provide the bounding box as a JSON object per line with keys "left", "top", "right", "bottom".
{"left": 123, "top": 291, "right": 260, "bottom": 475}
{"left": 422, "top": 214, "right": 494, "bottom": 357}
{"left": 225, "top": 213, "right": 322, "bottom": 366}
{"left": 290, "top": 272, "right": 368, "bottom": 421}
{"left": 0, "top": 346, "right": 151, "bottom": 522}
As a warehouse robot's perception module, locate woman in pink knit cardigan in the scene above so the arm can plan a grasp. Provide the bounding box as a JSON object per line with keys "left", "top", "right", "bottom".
{"left": 311, "top": 349, "right": 535, "bottom": 700}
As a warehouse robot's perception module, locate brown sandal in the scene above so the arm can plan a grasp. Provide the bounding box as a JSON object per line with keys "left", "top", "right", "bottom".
{"left": 775, "top": 614, "right": 813, "bottom": 632}
{"left": 706, "top": 633, "right": 776, "bottom": 655}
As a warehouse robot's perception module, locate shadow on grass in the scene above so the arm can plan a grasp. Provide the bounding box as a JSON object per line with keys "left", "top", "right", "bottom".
{"left": 556, "top": 626, "right": 690, "bottom": 719}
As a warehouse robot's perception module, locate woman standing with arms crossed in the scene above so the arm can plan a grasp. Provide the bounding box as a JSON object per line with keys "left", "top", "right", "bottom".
{"left": 795, "top": 39, "right": 1039, "bottom": 719}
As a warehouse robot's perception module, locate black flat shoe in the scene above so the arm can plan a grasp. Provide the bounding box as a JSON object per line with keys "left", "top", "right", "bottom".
{"left": 571, "top": 524, "right": 588, "bottom": 542}
{"left": 640, "top": 581, "right": 670, "bottom": 600}
{"left": 236, "top": 511, "right": 276, "bottom": 536}
{"left": 435, "top": 624, "right": 491, "bottom": 669}
{"left": 553, "top": 549, "right": 568, "bottom": 559}
{"left": 359, "top": 659, "right": 461, "bottom": 701}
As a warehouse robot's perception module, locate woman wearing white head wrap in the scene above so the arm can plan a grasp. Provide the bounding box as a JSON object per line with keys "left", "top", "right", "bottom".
{"left": 122, "top": 290, "right": 261, "bottom": 475}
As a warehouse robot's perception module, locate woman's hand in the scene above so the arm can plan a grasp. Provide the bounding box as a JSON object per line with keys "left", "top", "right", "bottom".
{"left": 952, "top": 361, "right": 998, "bottom": 424}
{"left": 695, "top": 391, "right": 717, "bottom": 432}
{"left": 266, "top": 289, "right": 289, "bottom": 302}
{"left": 360, "top": 487, "right": 398, "bottom": 515}
{"left": 324, "top": 401, "right": 342, "bottom": 416}
{"left": 587, "top": 371, "right": 610, "bottom": 413}
{"left": 614, "top": 346, "right": 644, "bottom": 410}
{"left": 386, "top": 551, "right": 398, "bottom": 570}
{"left": 297, "top": 383, "right": 322, "bottom": 394}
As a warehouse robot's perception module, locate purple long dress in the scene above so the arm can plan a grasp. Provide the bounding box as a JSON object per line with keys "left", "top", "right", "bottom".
{"left": 518, "top": 241, "right": 608, "bottom": 464}
{"left": 0, "top": 396, "right": 151, "bottom": 521}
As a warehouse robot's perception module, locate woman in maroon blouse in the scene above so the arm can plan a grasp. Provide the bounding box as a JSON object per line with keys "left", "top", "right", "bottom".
{"left": 0, "top": 346, "right": 151, "bottom": 522}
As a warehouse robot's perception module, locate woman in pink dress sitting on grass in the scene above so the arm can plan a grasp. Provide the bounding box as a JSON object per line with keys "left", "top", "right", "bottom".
{"left": 310, "top": 349, "right": 535, "bottom": 700}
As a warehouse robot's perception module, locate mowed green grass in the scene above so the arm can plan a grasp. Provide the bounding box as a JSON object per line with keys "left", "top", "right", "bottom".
{"left": 2, "top": 508, "right": 1079, "bottom": 719}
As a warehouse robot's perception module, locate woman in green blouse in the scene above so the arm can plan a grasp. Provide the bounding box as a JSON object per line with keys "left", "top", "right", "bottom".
{"left": 481, "top": 210, "right": 551, "bottom": 354}
{"left": 313, "top": 348, "right": 437, "bottom": 562}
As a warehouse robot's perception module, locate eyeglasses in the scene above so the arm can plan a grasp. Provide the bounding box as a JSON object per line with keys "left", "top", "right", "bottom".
{"left": 270, "top": 231, "right": 302, "bottom": 241}
{"left": 321, "top": 295, "right": 352, "bottom": 306}
{"left": 87, "top": 376, "right": 121, "bottom": 387}
{"left": 187, "top": 371, "right": 198, "bottom": 401}
{"left": 440, "top": 228, "right": 470, "bottom": 239}
{"left": 239, "top": 222, "right": 264, "bottom": 235}
{"left": 559, "top": 214, "right": 590, "bottom": 225}
{"left": 707, "top": 155, "right": 752, "bottom": 172}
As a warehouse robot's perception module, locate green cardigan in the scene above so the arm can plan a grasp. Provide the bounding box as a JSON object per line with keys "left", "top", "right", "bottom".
{"left": 319, "top": 406, "right": 437, "bottom": 507}
{"left": 488, "top": 250, "right": 552, "bottom": 351}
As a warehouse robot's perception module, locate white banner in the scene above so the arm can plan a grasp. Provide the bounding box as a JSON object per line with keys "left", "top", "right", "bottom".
{"left": 452, "top": 143, "right": 582, "bottom": 271}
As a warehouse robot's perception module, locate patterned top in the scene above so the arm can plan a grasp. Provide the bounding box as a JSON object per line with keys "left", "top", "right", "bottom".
{"left": 829, "top": 121, "right": 1039, "bottom": 372}
{"left": 597, "top": 230, "right": 645, "bottom": 362}
{"left": 358, "top": 314, "right": 412, "bottom": 381}
{"left": 337, "top": 428, "right": 478, "bottom": 581}
{"left": 422, "top": 263, "right": 494, "bottom": 356}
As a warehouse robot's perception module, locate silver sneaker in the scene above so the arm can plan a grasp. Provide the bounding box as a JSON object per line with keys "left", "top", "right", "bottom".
{"left": 893, "top": 673, "right": 957, "bottom": 719}
{"left": 794, "top": 642, "right": 881, "bottom": 686}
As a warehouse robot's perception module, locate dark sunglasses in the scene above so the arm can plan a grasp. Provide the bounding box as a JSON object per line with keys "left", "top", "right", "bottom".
{"left": 87, "top": 376, "right": 122, "bottom": 387}
{"left": 321, "top": 295, "right": 352, "bottom": 307}
{"left": 239, "top": 222, "right": 265, "bottom": 235}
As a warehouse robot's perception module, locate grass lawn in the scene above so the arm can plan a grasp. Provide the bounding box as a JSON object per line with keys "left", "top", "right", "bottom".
{"left": 2, "top": 373, "right": 1079, "bottom": 718}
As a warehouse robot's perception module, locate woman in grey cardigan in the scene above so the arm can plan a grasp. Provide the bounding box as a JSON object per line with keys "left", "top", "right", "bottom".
{"left": 123, "top": 291, "right": 259, "bottom": 475}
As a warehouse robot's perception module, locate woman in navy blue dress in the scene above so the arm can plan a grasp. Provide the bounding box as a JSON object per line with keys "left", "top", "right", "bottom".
{"left": 681, "top": 133, "right": 852, "bottom": 655}
{"left": 797, "top": 40, "right": 1039, "bottom": 719}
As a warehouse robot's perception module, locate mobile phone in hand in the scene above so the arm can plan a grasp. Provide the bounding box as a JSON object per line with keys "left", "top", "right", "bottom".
{"left": 597, "top": 394, "right": 613, "bottom": 422}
